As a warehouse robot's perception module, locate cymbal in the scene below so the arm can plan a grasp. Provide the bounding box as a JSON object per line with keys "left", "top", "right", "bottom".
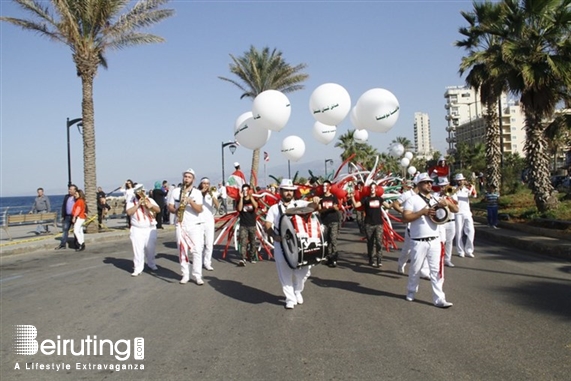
{"left": 285, "top": 206, "right": 315, "bottom": 216}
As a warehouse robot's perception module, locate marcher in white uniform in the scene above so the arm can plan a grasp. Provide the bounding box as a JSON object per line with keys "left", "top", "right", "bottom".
{"left": 392, "top": 180, "right": 430, "bottom": 278}
{"left": 126, "top": 184, "right": 160, "bottom": 276}
{"left": 264, "top": 179, "right": 319, "bottom": 310}
{"left": 402, "top": 173, "right": 458, "bottom": 308}
{"left": 168, "top": 169, "right": 205, "bottom": 285}
{"left": 199, "top": 177, "right": 219, "bottom": 271}
{"left": 454, "top": 173, "right": 477, "bottom": 258}
{"left": 436, "top": 177, "right": 458, "bottom": 267}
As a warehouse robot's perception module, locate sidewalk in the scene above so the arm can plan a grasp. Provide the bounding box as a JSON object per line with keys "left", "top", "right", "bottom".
{"left": 1, "top": 215, "right": 570, "bottom": 260}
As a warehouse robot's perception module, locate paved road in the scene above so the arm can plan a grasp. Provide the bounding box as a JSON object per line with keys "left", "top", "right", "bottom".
{"left": 1, "top": 222, "right": 570, "bottom": 380}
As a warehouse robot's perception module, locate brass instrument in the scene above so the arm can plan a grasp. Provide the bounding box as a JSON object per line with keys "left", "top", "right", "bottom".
{"left": 177, "top": 185, "right": 190, "bottom": 222}
{"left": 444, "top": 185, "right": 456, "bottom": 197}
{"left": 135, "top": 187, "right": 156, "bottom": 218}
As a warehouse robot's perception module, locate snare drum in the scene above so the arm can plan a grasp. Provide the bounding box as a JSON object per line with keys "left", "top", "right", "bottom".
{"left": 279, "top": 210, "right": 327, "bottom": 269}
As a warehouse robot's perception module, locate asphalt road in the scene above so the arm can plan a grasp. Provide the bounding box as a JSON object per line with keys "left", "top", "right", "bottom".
{"left": 1, "top": 222, "right": 570, "bottom": 381}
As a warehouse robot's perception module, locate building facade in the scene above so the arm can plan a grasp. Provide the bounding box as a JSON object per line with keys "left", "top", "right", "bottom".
{"left": 413, "top": 112, "right": 432, "bottom": 158}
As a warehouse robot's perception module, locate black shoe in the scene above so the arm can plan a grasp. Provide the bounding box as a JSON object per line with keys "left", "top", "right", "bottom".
{"left": 76, "top": 243, "right": 85, "bottom": 252}
{"left": 55, "top": 245, "right": 66, "bottom": 250}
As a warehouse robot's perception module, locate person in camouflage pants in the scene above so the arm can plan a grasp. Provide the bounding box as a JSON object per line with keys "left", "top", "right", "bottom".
{"left": 237, "top": 184, "right": 258, "bottom": 266}
{"left": 318, "top": 181, "right": 341, "bottom": 267}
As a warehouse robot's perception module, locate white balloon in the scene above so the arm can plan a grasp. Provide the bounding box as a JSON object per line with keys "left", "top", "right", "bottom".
{"left": 234, "top": 112, "right": 271, "bottom": 150}
{"left": 390, "top": 143, "right": 405, "bottom": 158}
{"left": 309, "top": 83, "right": 351, "bottom": 126}
{"left": 400, "top": 157, "right": 410, "bottom": 168}
{"left": 354, "top": 129, "right": 369, "bottom": 144}
{"left": 350, "top": 106, "right": 365, "bottom": 130}
{"left": 407, "top": 166, "right": 417, "bottom": 176}
{"left": 404, "top": 151, "right": 413, "bottom": 160}
{"left": 252, "top": 90, "right": 291, "bottom": 131}
{"left": 281, "top": 135, "right": 305, "bottom": 162}
{"left": 355, "top": 88, "right": 400, "bottom": 133}
{"left": 312, "top": 122, "right": 337, "bottom": 145}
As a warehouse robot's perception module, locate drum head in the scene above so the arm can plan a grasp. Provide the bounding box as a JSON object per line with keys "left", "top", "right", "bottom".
{"left": 279, "top": 215, "right": 300, "bottom": 269}
{"left": 284, "top": 206, "right": 315, "bottom": 216}
{"left": 432, "top": 206, "right": 450, "bottom": 224}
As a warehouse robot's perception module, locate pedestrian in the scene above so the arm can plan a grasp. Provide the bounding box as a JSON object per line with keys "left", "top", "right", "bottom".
{"left": 217, "top": 182, "right": 228, "bottom": 214}
{"left": 71, "top": 189, "right": 87, "bottom": 252}
{"left": 29, "top": 187, "right": 51, "bottom": 234}
{"left": 96, "top": 186, "right": 110, "bottom": 229}
{"left": 402, "top": 173, "right": 458, "bottom": 308}
{"left": 150, "top": 181, "right": 167, "bottom": 229}
{"left": 55, "top": 184, "right": 77, "bottom": 249}
{"left": 484, "top": 185, "right": 500, "bottom": 229}
{"left": 168, "top": 168, "right": 205, "bottom": 285}
{"left": 237, "top": 183, "right": 259, "bottom": 266}
{"left": 232, "top": 162, "right": 246, "bottom": 183}
{"left": 199, "top": 177, "right": 219, "bottom": 271}
{"left": 352, "top": 181, "right": 366, "bottom": 235}
{"left": 351, "top": 181, "right": 390, "bottom": 268}
{"left": 120, "top": 180, "right": 135, "bottom": 228}
{"left": 317, "top": 180, "right": 340, "bottom": 267}
{"left": 264, "top": 179, "right": 319, "bottom": 309}
{"left": 454, "top": 173, "right": 477, "bottom": 258}
{"left": 126, "top": 184, "right": 160, "bottom": 276}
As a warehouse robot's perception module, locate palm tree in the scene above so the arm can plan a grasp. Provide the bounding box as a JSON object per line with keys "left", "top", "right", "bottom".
{"left": 456, "top": 0, "right": 571, "bottom": 212}
{"left": 456, "top": 1, "right": 506, "bottom": 191}
{"left": 335, "top": 129, "right": 379, "bottom": 170}
{"left": 1, "top": 0, "right": 174, "bottom": 232}
{"left": 544, "top": 111, "right": 571, "bottom": 171}
{"left": 219, "top": 46, "right": 309, "bottom": 186}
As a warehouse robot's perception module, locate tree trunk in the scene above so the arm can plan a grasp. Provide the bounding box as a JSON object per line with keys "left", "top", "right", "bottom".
{"left": 79, "top": 68, "right": 99, "bottom": 234}
{"left": 524, "top": 113, "right": 558, "bottom": 212}
{"left": 484, "top": 101, "right": 501, "bottom": 190}
{"left": 250, "top": 148, "right": 260, "bottom": 187}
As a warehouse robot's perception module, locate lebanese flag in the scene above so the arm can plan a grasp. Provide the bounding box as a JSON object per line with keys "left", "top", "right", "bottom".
{"left": 226, "top": 173, "right": 245, "bottom": 200}
{"left": 264, "top": 151, "right": 270, "bottom": 162}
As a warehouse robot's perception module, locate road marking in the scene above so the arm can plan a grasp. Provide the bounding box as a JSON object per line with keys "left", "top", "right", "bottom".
{"left": 49, "top": 262, "right": 68, "bottom": 267}
{"left": 0, "top": 275, "right": 23, "bottom": 283}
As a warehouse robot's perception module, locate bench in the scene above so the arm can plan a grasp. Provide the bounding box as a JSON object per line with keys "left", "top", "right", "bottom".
{"left": 1, "top": 212, "right": 59, "bottom": 240}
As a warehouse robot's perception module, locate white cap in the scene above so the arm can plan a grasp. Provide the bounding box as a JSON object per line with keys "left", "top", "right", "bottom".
{"left": 279, "top": 179, "right": 297, "bottom": 190}
{"left": 234, "top": 162, "right": 240, "bottom": 168}
{"left": 438, "top": 177, "right": 450, "bottom": 186}
{"left": 133, "top": 183, "right": 145, "bottom": 192}
{"left": 455, "top": 173, "right": 466, "bottom": 181}
{"left": 438, "top": 156, "right": 446, "bottom": 162}
{"left": 183, "top": 168, "right": 195, "bottom": 176}
{"left": 413, "top": 173, "right": 434, "bottom": 184}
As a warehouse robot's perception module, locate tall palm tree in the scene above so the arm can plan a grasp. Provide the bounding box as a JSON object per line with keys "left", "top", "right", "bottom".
{"left": 544, "top": 112, "right": 571, "bottom": 171}
{"left": 335, "top": 129, "right": 379, "bottom": 170}
{"left": 219, "top": 46, "right": 309, "bottom": 186}
{"left": 456, "top": 1, "right": 506, "bottom": 191}
{"left": 456, "top": 0, "right": 571, "bottom": 212}
{"left": 1, "top": 0, "right": 174, "bottom": 232}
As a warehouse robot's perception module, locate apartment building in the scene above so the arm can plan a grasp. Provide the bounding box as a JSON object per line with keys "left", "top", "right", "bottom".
{"left": 413, "top": 112, "right": 432, "bottom": 159}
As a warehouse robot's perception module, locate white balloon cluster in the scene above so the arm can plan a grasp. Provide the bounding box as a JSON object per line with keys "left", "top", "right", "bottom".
{"left": 388, "top": 142, "right": 415, "bottom": 172}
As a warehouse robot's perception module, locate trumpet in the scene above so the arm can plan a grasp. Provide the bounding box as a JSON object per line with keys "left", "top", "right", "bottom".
{"left": 444, "top": 185, "right": 457, "bottom": 197}
{"left": 135, "top": 187, "right": 156, "bottom": 218}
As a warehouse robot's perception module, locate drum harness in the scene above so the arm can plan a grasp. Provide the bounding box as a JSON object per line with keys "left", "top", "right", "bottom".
{"left": 412, "top": 194, "right": 439, "bottom": 242}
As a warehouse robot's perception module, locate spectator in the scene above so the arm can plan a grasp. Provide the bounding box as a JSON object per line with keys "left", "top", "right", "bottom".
{"left": 484, "top": 185, "right": 500, "bottom": 229}
{"left": 150, "top": 181, "right": 167, "bottom": 229}
{"left": 30, "top": 187, "right": 51, "bottom": 234}
{"left": 55, "top": 185, "right": 77, "bottom": 249}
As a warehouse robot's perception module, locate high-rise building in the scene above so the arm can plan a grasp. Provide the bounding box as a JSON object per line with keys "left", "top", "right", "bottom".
{"left": 413, "top": 112, "right": 432, "bottom": 158}
{"left": 443, "top": 86, "right": 526, "bottom": 157}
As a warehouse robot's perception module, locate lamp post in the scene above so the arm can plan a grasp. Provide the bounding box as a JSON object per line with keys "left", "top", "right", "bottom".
{"left": 324, "top": 159, "right": 333, "bottom": 179}
{"left": 221, "top": 141, "right": 237, "bottom": 184}
{"left": 66, "top": 117, "right": 83, "bottom": 187}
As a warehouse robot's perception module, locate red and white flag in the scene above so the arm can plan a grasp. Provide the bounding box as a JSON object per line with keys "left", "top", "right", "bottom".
{"left": 264, "top": 151, "right": 270, "bottom": 162}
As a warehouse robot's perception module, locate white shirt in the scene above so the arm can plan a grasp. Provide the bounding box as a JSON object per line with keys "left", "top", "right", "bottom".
{"left": 218, "top": 186, "right": 227, "bottom": 199}
{"left": 126, "top": 196, "right": 158, "bottom": 228}
{"left": 168, "top": 187, "right": 204, "bottom": 225}
{"left": 201, "top": 192, "right": 216, "bottom": 219}
{"left": 403, "top": 193, "right": 439, "bottom": 239}
{"left": 455, "top": 187, "right": 475, "bottom": 216}
{"left": 266, "top": 200, "right": 311, "bottom": 240}
{"left": 397, "top": 189, "right": 416, "bottom": 205}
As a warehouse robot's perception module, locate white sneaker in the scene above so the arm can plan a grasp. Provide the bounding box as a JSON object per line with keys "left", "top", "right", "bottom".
{"left": 295, "top": 292, "right": 304, "bottom": 305}
{"left": 435, "top": 300, "right": 453, "bottom": 308}
{"left": 466, "top": 253, "right": 475, "bottom": 258}
{"left": 445, "top": 262, "right": 455, "bottom": 267}
{"left": 285, "top": 301, "right": 295, "bottom": 309}
{"left": 204, "top": 265, "right": 214, "bottom": 271}
{"left": 458, "top": 254, "right": 465, "bottom": 258}
{"left": 196, "top": 278, "right": 204, "bottom": 286}
{"left": 405, "top": 292, "right": 415, "bottom": 302}
{"left": 131, "top": 271, "right": 141, "bottom": 277}
{"left": 179, "top": 275, "right": 190, "bottom": 284}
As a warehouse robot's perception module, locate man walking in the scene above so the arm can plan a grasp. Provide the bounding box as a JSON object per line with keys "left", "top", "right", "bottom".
{"left": 318, "top": 180, "right": 340, "bottom": 267}
{"left": 237, "top": 183, "right": 258, "bottom": 266}
{"left": 30, "top": 187, "right": 51, "bottom": 234}
{"left": 55, "top": 185, "right": 77, "bottom": 249}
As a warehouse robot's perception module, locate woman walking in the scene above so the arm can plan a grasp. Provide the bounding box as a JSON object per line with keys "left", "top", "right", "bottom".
{"left": 72, "top": 189, "right": 87, "bottom": 251}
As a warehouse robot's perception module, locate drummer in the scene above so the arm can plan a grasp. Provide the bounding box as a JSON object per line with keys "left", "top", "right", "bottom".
{"left": 264, "top": 179, "right": 319, "bottom": 310}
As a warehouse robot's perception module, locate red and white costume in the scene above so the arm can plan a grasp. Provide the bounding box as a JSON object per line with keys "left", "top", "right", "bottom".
{"left": 126, "top": 196, "right": 158, "bottom": 275}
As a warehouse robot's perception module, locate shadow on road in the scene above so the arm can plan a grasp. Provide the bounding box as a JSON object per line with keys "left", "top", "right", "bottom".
{"left": 206, "top": 276, "right": 281, "bottom": 306}
{"left": 497, "top": 280, "right": 571, "bottom": 320}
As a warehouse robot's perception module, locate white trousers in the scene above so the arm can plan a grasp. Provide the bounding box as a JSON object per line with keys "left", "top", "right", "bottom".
{"left": 455, "top": 214, "right": 475, "bottom": 256}
{"left": 202, "top": 217, "right": 215, "bottom": 268}
{"left": 73, "top": 218, "right": 85, "bottom": 245}
{"left": 443, "top": 220, "right": 456, "bottom": 263}
{"left": 130, "top": 226, "right": 157, "bottom": 273}
{"left": 177, "top": 222, "right": 205, "bottom": 281}
{"left": 274, "top": 248, "right": 310, "bottom": 305}
{"left": 406, "top": 239, "right": 447, "bottom": 304}
{"left": 398, "top": 227, "right": 429, "bottom": 277}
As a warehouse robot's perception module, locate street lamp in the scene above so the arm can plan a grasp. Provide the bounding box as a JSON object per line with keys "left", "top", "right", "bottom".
{"left": 221, "top": 141, "right": 237, "bottom": 184}
{"left": 324, "top": 159, "right": 333, "bottom": 178}
{"left": 66, "top": 117, "right": 83, "bottom": 187}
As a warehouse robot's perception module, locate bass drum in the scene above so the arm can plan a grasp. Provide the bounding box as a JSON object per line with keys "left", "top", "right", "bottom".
{"left": 279, "top": 212, "right": 327, "bottom": 269}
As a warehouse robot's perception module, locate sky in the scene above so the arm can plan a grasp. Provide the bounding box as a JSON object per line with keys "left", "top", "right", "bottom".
{"left": 0, "top": 0, "right": 478, "bottom": 197}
